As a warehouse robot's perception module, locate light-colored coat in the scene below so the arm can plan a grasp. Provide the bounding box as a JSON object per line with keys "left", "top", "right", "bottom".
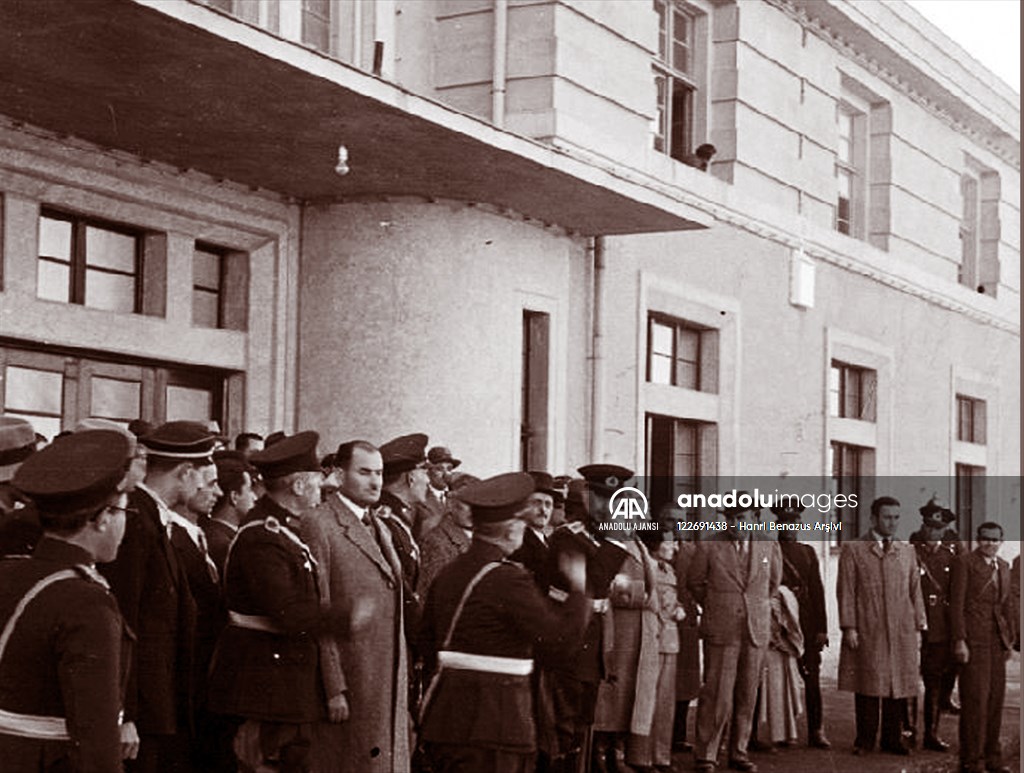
{"left": 837, "top": 533, "right": 926, "bottom": 698}
{"left": 302, "top": 495, "right": 411, "bottom": 773}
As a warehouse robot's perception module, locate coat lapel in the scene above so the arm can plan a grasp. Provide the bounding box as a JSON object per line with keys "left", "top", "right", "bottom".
{"left": 330, "top": 497, "right": 395, "bottom": 581}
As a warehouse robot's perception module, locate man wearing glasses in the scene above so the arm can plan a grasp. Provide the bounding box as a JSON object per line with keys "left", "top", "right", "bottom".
{"left": 951, "top": 522, "right": 1015, "bottom": 773}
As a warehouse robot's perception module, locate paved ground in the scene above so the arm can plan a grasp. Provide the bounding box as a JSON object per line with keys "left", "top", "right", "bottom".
{"left": 668, "top": 653, "right": 1020, "bottom": 773}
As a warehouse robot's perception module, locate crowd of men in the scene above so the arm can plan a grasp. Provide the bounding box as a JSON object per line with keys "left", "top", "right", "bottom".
{"left": 0, "top": 414, "right": 1018, "bottom": 773}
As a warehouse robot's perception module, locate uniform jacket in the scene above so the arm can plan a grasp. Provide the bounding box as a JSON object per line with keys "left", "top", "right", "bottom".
{"left": 378, "top": 490, "right": 422, "bottom": 641}
{"left": 302, "top": 494, "right": 410, "bottom": 773}
{"left": 779, "top": 540, "right": 828, "bottom": 645}
{"left": 207, "top": 496, "right": 324, "bottom": 723}
{"left": 914, "top": 541, "right": 956, "bottom": 644}
{"left": 950, "top": 549, "right": 1013, "bottom": 650}
{"left": 413, "top": 490, "right": 445, "bottom": 543}
{"left": 686, "top": 533, "right": 782, "bottom": 648}
{"left": 99, "top": 485, "right": 196, "bottom": 736}
{"left": 837, "top": 533, "right": 926, "bottom": 698}
{"left": 417, "top": 515, "right": 471, "bottom": 596}
{"left": 0, "top": 538, "right": 132, "bottom": 772}
{"left": 200, "top": 517, "right": 237, "bottom": 579}
{"left": 419, "top": 540, "right": 589, "bottom": 752}
{"left": 509, "top": 527, "right": 553, "bottom": 592}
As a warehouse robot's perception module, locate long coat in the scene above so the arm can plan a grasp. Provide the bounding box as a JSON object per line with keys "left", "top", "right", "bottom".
{"left": 674, "top": 540, "right": 701, "bottom": 700}
{"left": 302, "top": 494, "right": 411, "bottom": 773}
{"left": 417, "top": 515, "right": 471, "bottom": 596}
{"left": 0, "top": 538, "right": 132, "bottom": 773}
{"left": 99, "top": 484, "right": 196, "bottom": 736}
{"left": 837, "top": 533, "right": 926, "bottom": 698}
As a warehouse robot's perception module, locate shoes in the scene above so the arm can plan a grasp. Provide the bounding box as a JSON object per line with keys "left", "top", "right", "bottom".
{"left": 695, "top": 761, "right": 715, "bottom": 773}
{"left": 808, "top": 731, "right": 831, "bottom": 749}
{"left": 727, "top": 758, "right": 758, "bottom": 772}
{"left": 923, "top": 735, "right": 950, "bottom": 752}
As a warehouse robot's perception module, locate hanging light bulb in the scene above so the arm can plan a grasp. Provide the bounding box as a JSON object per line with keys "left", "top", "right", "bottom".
{"left": 334, "top": 144, "right": 350, "bottom": 176}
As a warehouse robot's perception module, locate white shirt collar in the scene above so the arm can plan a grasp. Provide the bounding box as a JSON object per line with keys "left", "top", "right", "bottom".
{"left": 336, "top": 491, "right": 369, "bottom": 521}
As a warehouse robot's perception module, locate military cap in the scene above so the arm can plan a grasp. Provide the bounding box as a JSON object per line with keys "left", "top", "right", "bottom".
{"left": 127, "top": 418, "right": 154, "bottom": 439}
{"left": 919, "top": 496, "right": 955, "bottom": 527}
{"left": 248, "top": 431, "right": 320, "bottom": 480}
{"left": 460, "top": 472, "right": 535, "bottom": 523}
{"left": 14, "top": 430, "right": 130, "bottom": 514}
{"left": 528, "top": 471, "right": 565, "bottom": 504}
{"left": 0, "top": 416, "right": 37, "bottom": 480}
{"left": 265, "top": 431, "right": 286, "bottom": 447}
{"left": 213, "top": 449, "right": 254, "bottom": 474}
{"left": 577, "top": 464, "right": 634, "bottom": 497}
{"left": 427, "top": 445, "right": 461, "bottom": 469}
{"left": 380, "top": 433, "right": 428, "bottom": 475}
{"left": 141, "top": 420, "right": 218, "bottom": 461}
{"left": 769, "top": 501, "right": 806, "bottom": 521}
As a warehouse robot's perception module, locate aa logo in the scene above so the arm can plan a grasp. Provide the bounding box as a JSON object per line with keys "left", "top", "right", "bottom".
{"left": 608, "top": 487, "right": 649, "bottom": 521}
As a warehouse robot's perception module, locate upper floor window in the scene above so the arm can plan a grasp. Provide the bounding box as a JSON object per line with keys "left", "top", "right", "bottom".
{"left": 956, "top": 394, "right": 986, "bottom": 444}
{"left": 38, "top": 210, "right": 142, "bottom": 314}
{"left": 647, "top": 313, "right": 717, "bottom": 392}
{"left": 653, "top": 0, "right": 703, "bottom": 163}
{"left": 193, "top": 244, "right": 225, "bottom": 329}
{"left": 301, "top": 0, "right": 331, "bottom": 52}
{"left": 835, "top": 105, "right": 862, "bottom": 236}
{"left": 959, "top": 160, "right": 1001, "bottom": 296}
{"left": 829, "top": 360, "right": 876, "bottom": 421}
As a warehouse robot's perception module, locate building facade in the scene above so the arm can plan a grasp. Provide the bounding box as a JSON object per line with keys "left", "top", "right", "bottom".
{"left": 0, "top": 0, "right": 1018, "bottom": 608}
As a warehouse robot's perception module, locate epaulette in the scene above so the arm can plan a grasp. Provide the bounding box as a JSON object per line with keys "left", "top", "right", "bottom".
{"left": 73, "top": 563, "right": 111, "bottom": 590}
{"left": 263, "top": 516, "right": 281, "bottom": 533}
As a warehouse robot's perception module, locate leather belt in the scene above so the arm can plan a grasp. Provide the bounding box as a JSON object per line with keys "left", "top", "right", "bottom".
{"left": 437, "top": 651, "right": 533, "bottom": 675}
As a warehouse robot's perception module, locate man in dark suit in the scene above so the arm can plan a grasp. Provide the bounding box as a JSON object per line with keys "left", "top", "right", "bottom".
{"left": 201, "top": 450, "right": 257, "bottom": 576}
{"left": 509, "top": 471, "right": 561, "bottom": 591}
{"left": 417, "top": 445, "right": 459, "bottom": 541}
{"left": 208, "top": 431, "right": 329, "bottom": 773}
{"left": 419, "top": 472, "right": 591, "bottom": 773}
{"left": 688, "top": 494, "right": 782, "bottom": 773}
{"left": 0, "top": 429, "right": 137, "bottom": 770}
{"left": 771, "top": 503, "right": 830, "bottom": 749}
{"left": 100, "top": 420, "right": 217, "bottom": 772}
{"left": 951, "top": 521, "right": 1014, "bottom": 773}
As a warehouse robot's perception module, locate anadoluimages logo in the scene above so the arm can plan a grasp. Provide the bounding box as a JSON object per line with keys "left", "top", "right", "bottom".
{"left": 608, "top": 486, "right": 649, "bottom": 521}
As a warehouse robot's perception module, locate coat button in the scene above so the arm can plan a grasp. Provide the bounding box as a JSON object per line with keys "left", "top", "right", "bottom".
{"left": 273, "top": 652, "right": 281, "bottom": 660}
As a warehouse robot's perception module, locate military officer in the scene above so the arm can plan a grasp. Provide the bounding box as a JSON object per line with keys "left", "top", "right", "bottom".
{"left": 419, "top": 472, "right": 591, "bottom": 773}
{"left": 771, "top": 503, "right": 831, "bottom": 749}
{"left": 913, "top": 502, "right": 958, "bottom": 752}
{"left": 0, "top": 429, "right": 137, "bottom": 771}
{"left": 207, "top": 431, "right": 330, "bottom": 773}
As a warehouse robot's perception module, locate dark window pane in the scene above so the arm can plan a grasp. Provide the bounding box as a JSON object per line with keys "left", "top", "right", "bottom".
{"left": 85, "top": 226, "right": 137, "bottom": 273}
{"left": 85, "top": 268, "right": 136, "bottom": 313}
{"left": 37, "top": 260, "right": 70, "bottom": 302}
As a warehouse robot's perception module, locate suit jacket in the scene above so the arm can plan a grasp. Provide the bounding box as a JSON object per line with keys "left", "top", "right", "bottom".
{"left": 200, "top": 517, "right": 237, "bottom": 579}
{"left": 414, "top": 490, "right": 446, "bottom": 543}
{"left": 837, "top": 534, "right": 926, "bottom": 698}
{"left": 417, "top": 515, "right": 471, "bottom": 596}
{"left": 207, "top": 496, "right": 325, "bottom": 723}
{"left": 779, "top": 540, "right": 827, "bottom": 644}
{"left": 687, "top": 533, "right": 781, "bottom": 647}
{"left": 509, "top": 527, "right": 553, "bottom": 592}
{"left": 302, "top": 494, "right": 410, "bottom": 773}
{"left": 950, "top": 549, "right": 1013, "bottom": 650}
{"left": 99, "top": 485, "right": 196, "bottom": 736}
{"left": 0, "top": 538, "right": 132, "bottom": 773}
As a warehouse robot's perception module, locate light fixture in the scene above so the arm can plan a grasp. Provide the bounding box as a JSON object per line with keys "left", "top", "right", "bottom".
{"left": 334, "top": 144, "right": 350, "bottom": 176}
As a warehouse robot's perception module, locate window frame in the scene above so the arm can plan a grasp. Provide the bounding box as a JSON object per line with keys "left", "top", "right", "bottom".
{"left": 834, "top": 103, "right": 863, "bottom": 237}
{"left": 829, "top": 359, "right": 876, "bottom": 422}
{"left": 652, "top": 0, "right": 702, "bottom": 162}
{"left": 647, "top": 313, "right": 714, "bottom": 391}
{"left": 38, "top": 208, "right": 143, "bottom": 314}
{"left": 956, "top": 394, "right": 986, "bottom": 445}
{"left": 193, "top": 242, "right": 227, "bottom": 330}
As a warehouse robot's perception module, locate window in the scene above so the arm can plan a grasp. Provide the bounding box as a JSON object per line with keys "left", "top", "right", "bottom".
{"left": 38, "top": 210, "right": 142, "bottom": 314}
{"left": 193, "top": 244, "right": 224, "bottom": 329}
{"left": 646, "top": 413, "right": 717, "bottom": 516}
{"left": 647, "top": 314, "right": 717, "bottom": 392}
{"left": 829, "top": 441, "right": 875, "bottom": 546}
{"left": 3, "top": 365, "right": 65, "bottom": 441}
{"left": 834, "top": 105, "right": 862, "bottom": 236}
{"left": 955, "top": 463, "right": 985, "bottom": 541}
{"left": 956, "top": 395, "right": 986, "bottom": 445}
{"left": 653, "top": 0, "right": 701, "bottom": 162}
{"left": 829, "top": 360, "right": 876, "bottom": 421}
{"left": 521, "top": 311, "right": 550, "bottom": 471}
{"left": 301, "top": 0, "right": 331, "bottom": 53}
{"left": 959, "top": 161, "right": 1001, "bottom": 296}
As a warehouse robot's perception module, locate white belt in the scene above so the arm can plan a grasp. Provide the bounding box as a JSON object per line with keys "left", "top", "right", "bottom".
{"left": 228, "top": 611, "right": 283, "bottom": 634}
{"left": 0, "top": 707, "right": 124, "bottom": 741}
{"left": 438, "top": 651, "right": 533, "bottom": 676}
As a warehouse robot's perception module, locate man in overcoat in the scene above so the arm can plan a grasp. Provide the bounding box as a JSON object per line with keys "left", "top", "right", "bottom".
{"left": 838, "top": 496, "right": 926, "bottom": 756}
{"left": 303, "top": 440, "right": 411, "bottom": 773}
{"left": 417, "top": 472, "right": 477, "bottom": 596}
{"left": 687, "top": 495, "right": 781, "bottom": 773}
{"left": 951, "top": 521, "right": 1014, "bottom": 773}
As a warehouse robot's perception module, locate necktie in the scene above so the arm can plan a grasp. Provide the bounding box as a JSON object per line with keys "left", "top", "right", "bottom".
{"left": 883, "top": 537, "right": 892, "bottom": 553}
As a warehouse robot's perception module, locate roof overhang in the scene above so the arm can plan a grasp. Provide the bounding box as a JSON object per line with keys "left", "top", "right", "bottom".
{"left": 0, "top": 0, "right": 710, "bottom": 236}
